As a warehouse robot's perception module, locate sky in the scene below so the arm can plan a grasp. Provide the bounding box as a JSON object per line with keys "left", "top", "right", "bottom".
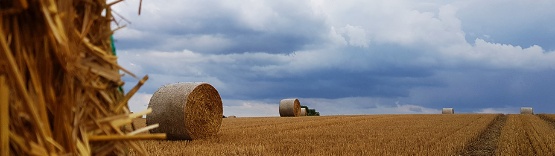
{"left": 111, "top": 0, "right": 555, "bottom": 117}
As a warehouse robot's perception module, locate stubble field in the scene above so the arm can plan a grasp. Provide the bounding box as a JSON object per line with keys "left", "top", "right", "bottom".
{"left": 130, "top": 114, "right": 555, "bottom": 155}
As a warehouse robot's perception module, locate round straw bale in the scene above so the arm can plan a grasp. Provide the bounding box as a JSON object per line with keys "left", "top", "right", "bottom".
{"left": 279, "top": 98, "right": 301, "bottom": 117}
{"left": 300, "top": 108, "right": 307, "bottom": 116}
{"left": 442, "top": 108, "right": 454, "bottom": 114}
{"left": 228, "top": 115, "right": 237, "bottom": 118}
{"left": 520, "top": 107, "right": 533, "bottom": 114}
{"left": 146, "top": 82, "right": 223, "bottom": 140}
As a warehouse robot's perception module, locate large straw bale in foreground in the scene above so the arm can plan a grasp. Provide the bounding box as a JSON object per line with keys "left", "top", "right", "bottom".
{"left": 279, "top": 98, "right": 301, "bottom": 117}
{"left": 147, "top": 82, "right": 223, "bottom": 140}
{"left": 0, "top": 1, "right": 160, "bottom": 155}
{"left": 442, "top": 108, "right": 454, "bottom": 114}
{"left": 520, "top": 107, "right": 533, "bottom": 114}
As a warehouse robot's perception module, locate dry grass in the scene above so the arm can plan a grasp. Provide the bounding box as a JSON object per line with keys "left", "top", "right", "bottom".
{"left": 147, "top": 82, "right": 223, "bottom": 140}
{"left": 457, "top": 114, "right": 506, "bottom": 155}
{"left": 130, "top": 114, "right": 501, "bottom": 155}
{"left": 496, "top": 114, "right": 555, "bottom": 155}
{"left": 0, "top": 76, "right": 9, "bottom": 156}
{"left": 539, "top": 114, "right": 555, "bottom": 123}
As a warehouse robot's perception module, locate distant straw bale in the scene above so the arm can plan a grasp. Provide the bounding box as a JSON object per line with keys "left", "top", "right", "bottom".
{"left": 300, "top": 108, "right": 307, "bottom": 116}
{"left": 520, "top": 107, "right": 533, "bottom": 114}
{"left": 442, "top": 108, "right": 454, "bottom": 114}
{"left": 147, "top": 82, "right": 223, "bottom": 140}
{"left": 279, "top": 99, "right": 301, "bottom": 117}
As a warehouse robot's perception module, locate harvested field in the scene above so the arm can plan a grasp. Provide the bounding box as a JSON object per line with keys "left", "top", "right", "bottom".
{"left": 496, "top": 115, "right": 555, "bottom": 155}
{"left": 458, "top": 114, "right": 507, "bottom": 155}
{"left": 538, "top": 114, "right": 555, "bottom": 126}
{"left": 130, "top": 114, "right": 508, "bottom": 155}
{"left": 130, "top": 114, "right": 555, "bottom": 155}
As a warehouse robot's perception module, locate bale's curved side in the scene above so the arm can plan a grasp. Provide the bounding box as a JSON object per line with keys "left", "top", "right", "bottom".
{"left": 442, "top": 108, "right": 454, "bottom": 114}
{"left": 520, "top": 107, "right": 533, "bottom": 114}
{"left": 146, "top": 82, "right": 223, "bottom": 140}
{"left": 279, "top": 99, "right": 301, "bottom": 117}
{"left": 300, "top": 108, "right": 307, "bottom": 116}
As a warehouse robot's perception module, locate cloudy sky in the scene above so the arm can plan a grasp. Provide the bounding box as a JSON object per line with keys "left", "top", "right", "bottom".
{"left": 112, "top": 0, "right": 555, "bottom": 117}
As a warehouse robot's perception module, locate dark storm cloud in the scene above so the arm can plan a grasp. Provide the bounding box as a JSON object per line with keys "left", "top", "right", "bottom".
{"left": 118, "top": 43, "right": 442, "bottom": 101}
{"left": 115, "top": 23, "right": 325, "bottom": 54}
{"left": 113, "top": 0, "right": 328, "bottom": 54}
{"left": 232, "top": 69, "right": 439, "bottom": 99}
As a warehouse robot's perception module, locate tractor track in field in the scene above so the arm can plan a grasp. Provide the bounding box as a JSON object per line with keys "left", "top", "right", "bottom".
{"left": 458, "top": 114, "right": 507, "bottom": 156}
{"left": 537, "top": 114, "right": 555, "bottom": 128}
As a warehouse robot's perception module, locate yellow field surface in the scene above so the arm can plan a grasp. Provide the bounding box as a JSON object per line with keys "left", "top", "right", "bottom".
{"left": 539, "top": 114, "right": 555, "bottom": 122}
{"left": 496, "top": 114, "right": 555, "bottom": 155}
{"left": 130, "top": 114, "right": 505, "bottom": 155}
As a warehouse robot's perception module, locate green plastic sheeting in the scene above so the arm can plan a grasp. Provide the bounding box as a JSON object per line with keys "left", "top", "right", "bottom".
{"left": 110, "top": 35, "right": 124, "bottom": 93}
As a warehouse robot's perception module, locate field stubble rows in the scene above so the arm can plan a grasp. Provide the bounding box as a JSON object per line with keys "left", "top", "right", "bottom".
{"left": 130, "top": 114, "right": 537, "bottom": 155}
{"left": 496, "top": 114, "right": 555, "bottom": 155}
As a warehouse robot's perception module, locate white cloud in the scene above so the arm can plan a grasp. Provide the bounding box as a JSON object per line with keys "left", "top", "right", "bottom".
{"left": 163, "top": 35, "right": 233, "bottom": 53}
{"left": 474, "top": 107, "right": 519, "bottom": 114}
{"left": 300, "top": 97, "right": 439, "bottom": 115}
{"left": 440, "top": 39, "right": 555, "bottom": 70}
{"left": 336, "top": 25, "right": 370, "bottom": 47}
{"left": 223, "top": 100, "right": 280, "bottom": 117}
{"left": 327, "top": 26, "right": 348, "bottom": 45}
{"left": 127, "top": 92, "right": 442, "bottom": 117}
{"left": 114, "top": 28, "right": 146, "bottom": 40}
{"left": 128, "top": 92, "right": 152, "bottom": 113}
{"left": 224, "top": 1, "right": 279, "bottom": 31}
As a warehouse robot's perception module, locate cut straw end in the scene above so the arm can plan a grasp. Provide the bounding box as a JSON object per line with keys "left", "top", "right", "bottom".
{"left": 1, "top": 76, "right": 9, "bottom": 156}
{"left": 127, "top": 124, "right": 159, "bottom": 136}
{"left": 129, "top": 108, "right": 152, "bottom": 119}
